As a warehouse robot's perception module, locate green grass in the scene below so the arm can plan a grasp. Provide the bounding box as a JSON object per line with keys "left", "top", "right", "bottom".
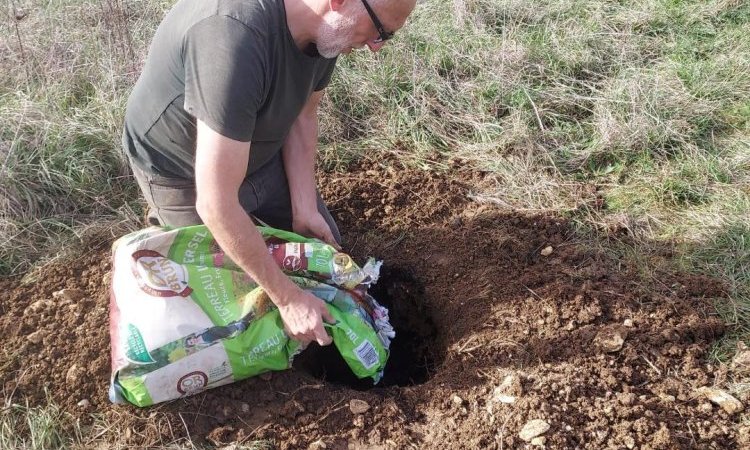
{"left": 1, "top": 0, "right": 749, "bottom": 444}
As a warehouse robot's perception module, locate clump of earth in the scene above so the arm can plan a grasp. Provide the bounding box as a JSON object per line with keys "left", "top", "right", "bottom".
{"left": 1, "top": 160, "right": 747, "bottom": 449}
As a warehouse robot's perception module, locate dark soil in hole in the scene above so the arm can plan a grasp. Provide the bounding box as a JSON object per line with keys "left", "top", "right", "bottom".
{"left": 293, "top": 267, "right": 439, "bottom": 389}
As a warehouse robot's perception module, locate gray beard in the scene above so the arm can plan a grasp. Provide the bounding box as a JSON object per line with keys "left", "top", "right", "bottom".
{"left": 315, "top": 15, "right": 357, "bottom": 58}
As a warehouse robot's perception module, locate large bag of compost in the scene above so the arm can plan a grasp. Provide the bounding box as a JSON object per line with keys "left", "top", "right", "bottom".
{"left": 108, "top": 225, "right": 393, "bottom": 407}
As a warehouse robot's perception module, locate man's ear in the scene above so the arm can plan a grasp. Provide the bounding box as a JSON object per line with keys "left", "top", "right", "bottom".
{"left": 329, "top": 0, "right": 347, "bottom": 12}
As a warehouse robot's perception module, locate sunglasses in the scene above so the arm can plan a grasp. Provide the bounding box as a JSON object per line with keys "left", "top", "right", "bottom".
{"left": 360, "top": 0, "right": 395, "bottom": 44}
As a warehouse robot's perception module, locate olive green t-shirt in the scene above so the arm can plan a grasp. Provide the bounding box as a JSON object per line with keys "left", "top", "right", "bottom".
{"left": 122, "top": 0, "right": 337, "bottom": 179}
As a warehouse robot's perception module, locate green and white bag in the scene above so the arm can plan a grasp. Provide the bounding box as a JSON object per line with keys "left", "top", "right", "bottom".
{"left": 108, "top": 225, "right": 393, "bottom": 407}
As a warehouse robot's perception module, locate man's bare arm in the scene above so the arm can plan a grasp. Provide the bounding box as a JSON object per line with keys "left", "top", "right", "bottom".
{"left": 194, "top": 119, "right": 333, "bottom": 345}
{"left": 282, "top": 90, "right": 338, "bottom": 247}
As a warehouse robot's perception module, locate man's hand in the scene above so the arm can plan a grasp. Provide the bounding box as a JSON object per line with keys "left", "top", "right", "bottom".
{"left": 276, "top": 288, "right": 335, "bottom": 346}
{"left": 293, "top": 209, "right": 340, "bottom": 249}
{"left": 194, "top": 120, "right": 333, "bottom": 347}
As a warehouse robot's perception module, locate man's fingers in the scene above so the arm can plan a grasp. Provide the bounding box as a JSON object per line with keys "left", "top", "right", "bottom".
{"left": 322, "top": 228, "right": 342, "bottom": 250}
{"left": 325, "top": 234, "right": 342, "bottom": 251}
{"left": 321, "top": 306, "right": 335, "bottom": 324}
{"left": 317, "top": 229, "right": 334, "bottom": 246}
{"left": 313, "top": 322, "right": 332, "bottom": 346}
{"left": 312, "top": 222, "right": 340, "bottom": 250}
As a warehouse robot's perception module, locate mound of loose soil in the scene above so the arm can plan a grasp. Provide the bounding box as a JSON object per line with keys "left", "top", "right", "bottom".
{"left": 0, "top": 161, "right": 745, "bottom": 449}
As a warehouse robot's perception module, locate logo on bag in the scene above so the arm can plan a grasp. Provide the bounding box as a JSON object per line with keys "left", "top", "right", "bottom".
{"left": 132, "top": 250, "right": 193, "bottom": 297}
{"left": 177, "top": 371, "right": 208, "bottom": 394}
{"left": 283, "top": 255, "right": 301, "bottom": 271}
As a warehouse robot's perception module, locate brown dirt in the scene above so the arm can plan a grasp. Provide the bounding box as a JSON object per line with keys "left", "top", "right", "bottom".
{"left": 0, "top": 161, "right": 745, "bottom": 449}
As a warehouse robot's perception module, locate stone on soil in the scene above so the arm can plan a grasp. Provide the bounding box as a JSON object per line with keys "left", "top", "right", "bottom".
{"left": 308, "top": 439, "right": 327, "bottom": 449}
{"left": 349, "top": 399, "right": 370, "bottom": 415}
{"left": 52, "top": 288, "right": 84, "bottom": 303}
{"left": 519, "top": 419, "right": 550, "bottom": 442}
{"left": 731, "top": 349, "right": 750, "bottom": 374}
{"left": 617, "top": 392, "right": 635, "bottom": 406}
{"left": 540, "top": 246, "right": 553, "bottom": 256}
{"left": 77, "top": 399, "right": 90, "bottom": 408}
{"left": 26, "top": 330, "right": 43, "bottom": 344}
{"left": 24, "top": 299, "right": 51, "bottom": 316}
{"left": 531, "top": 436, "right": 547, "bottom": 447}
{"left": 66, "top": 364, "right": 82, "bottom": 383}
{"left": 489, "top": 373, "right": 523, "bottom": 406}
{"left": 697, "top": 386, "right": 744, "bottom": 414}
{"left": 594, "top": 326, "right": 627, "bottom": 352}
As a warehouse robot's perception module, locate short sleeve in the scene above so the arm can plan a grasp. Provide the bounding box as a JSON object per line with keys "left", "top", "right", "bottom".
{"left": 183, "top": 16, "right": 267, "bottom": 142}
{"left": 314, "top": 57, "right": 338, "bottom": 91}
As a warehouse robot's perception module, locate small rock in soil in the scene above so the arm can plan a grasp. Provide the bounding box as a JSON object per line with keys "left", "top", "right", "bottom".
{"left": 697, "top": 386, "right": 744, "bottom": 415}
{"left": 623, "top": 318, "right": 634, "bottom": 328}
{"left": 659, "top": 393, "right": 676, "bottom": 403}
{"left": 540, "top": 246, "right": 554, "bottom": 256}
{"left": 24, "top": 299, "right": 51, "bottom": 316}
{"left": 77, "top": 399, "right": 90, "bottom": 408}
{"left": 617, "top": 392, "right": 635, "bottom": 406}
{"left": 731, "top": 349, "right": 750, "bottom": 374}
{"left": 489, "top": 374, "right": 523, "bottom": 406}
{"left": 519, "top": 419, "right": 550, "bottom": 442}
{"left": 452, "top": 394, "right": 464, "bottom": 406}
{"left": 308, "top": 439, "right": 327, "bottom": 449}
{"left": 26, "top": 330, "right": 43, "bottom": 344}
{"left": 66, "top": 364, "right": 81, "bottom": 383}
{"left": 531, "top": 436, "right": 547, "bottom": 447}
{"left": 594, "top": 326, "right": 627, "bottom": 353}
{"left": 491, "top": 392, "right": 516, "bottom": 405}
{"left": 349, "top": 399, "right": 370, "bottom": 415}
{"left": 52, "top": 288, "right": 84, "bottom": 303}
{"left": 281, "top": 400, "right": 305, "bottom": 418}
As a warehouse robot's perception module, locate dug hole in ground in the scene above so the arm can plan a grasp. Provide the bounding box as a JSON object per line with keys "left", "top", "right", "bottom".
{"left": 1, "top": 162, "right": 747, "bottom": 449}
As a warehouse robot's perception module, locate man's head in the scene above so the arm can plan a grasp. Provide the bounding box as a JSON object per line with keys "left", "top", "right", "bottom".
{"left": 315, "top": 0, "right": 417, "bottom": 58}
